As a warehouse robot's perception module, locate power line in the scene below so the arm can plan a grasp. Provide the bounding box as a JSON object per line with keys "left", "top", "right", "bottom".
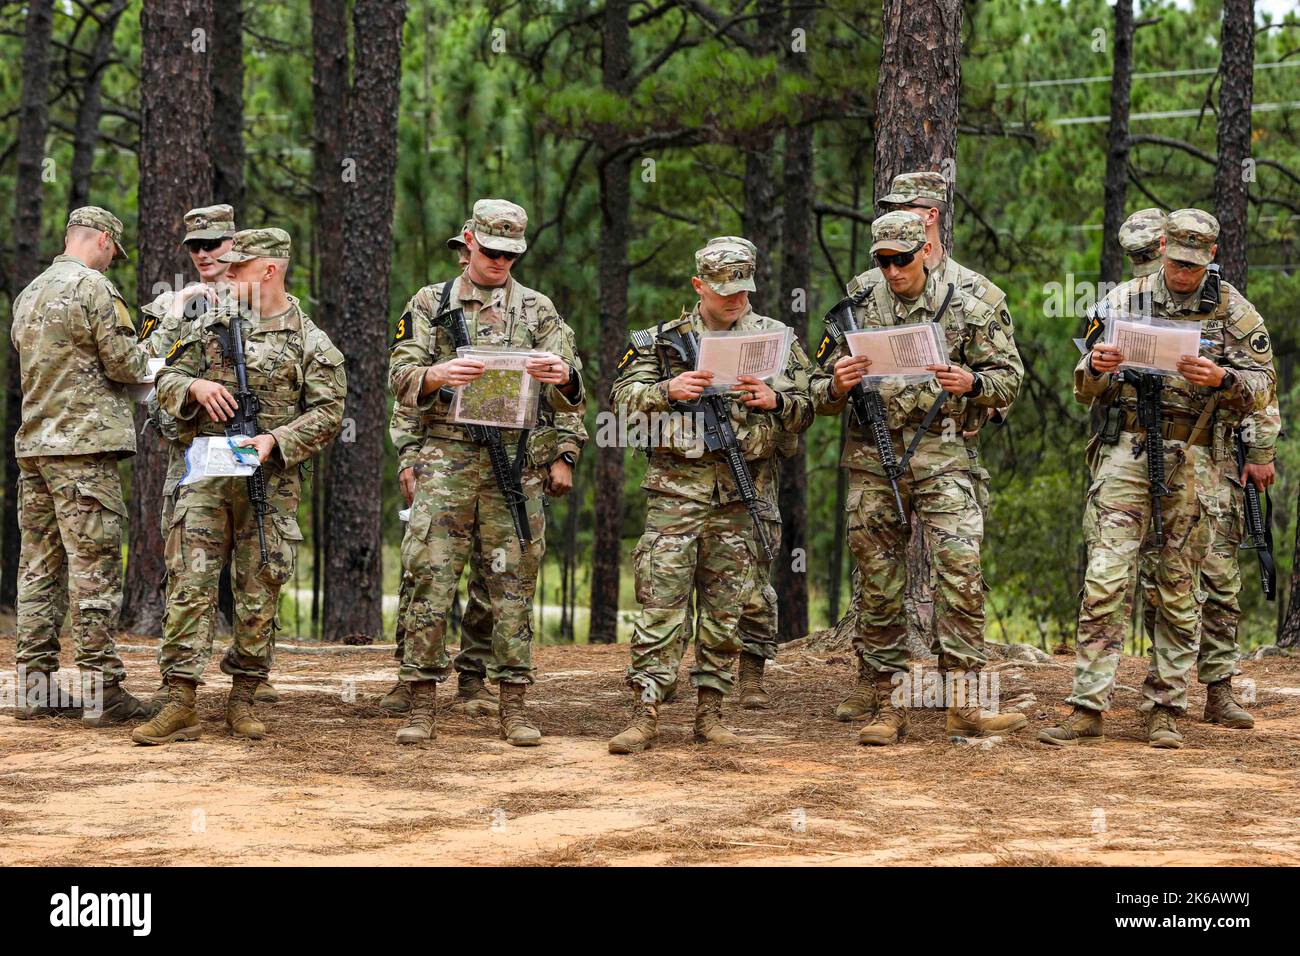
{"left": 1007, "top": 100, "right": 1300, "bottom": 128}
{"left": 995, "top": 59, "right": 1300, "bottom": 90}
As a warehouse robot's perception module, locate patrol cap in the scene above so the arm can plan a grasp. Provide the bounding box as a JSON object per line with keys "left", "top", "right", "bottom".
{"left": 182, "top": 204, "right": 237, "bottom": 244}
{"left": 1164, "top": 208, "right": 1219, "bottom": 266}
{"left": 870, "top": 210, "right": 926, "bottom": 255}
{"left": 446, "top": 219, "right": 474, "bottom": 251}
{"left": 1120, "top": 208, "right": 1166, "bottom": 278}
{"left": 695, "top": 240, "right": 756, "bottom": 295}
{"left": 471, "top": 199, "right": 527, "bottom": 254}
{"left": 707, "top": 235, "right": 757, "bottom": 257}
{"left": 878, "top": 170, "right": 949, "bottom": 206}
{"left": 67, "top": 205, "right": 128, "bottom": 260}
{"left": 217, "top": 227, "right": 292, "bottom": 263}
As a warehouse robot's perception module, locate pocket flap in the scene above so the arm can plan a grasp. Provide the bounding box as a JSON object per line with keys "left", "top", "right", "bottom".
{"left": 272, "top": 512, "right": 304, "bottom": 541}
{"left": 75, "top": 481, "right": 128, "bottom": 518}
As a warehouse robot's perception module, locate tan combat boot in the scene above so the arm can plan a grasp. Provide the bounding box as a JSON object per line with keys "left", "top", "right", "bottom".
{"left": 378, "top": 680, "right": 412, "bottom": 714}
{"left": 693, "top": 686, "right": 741, "bottom": 746}
{"left": 499, "top": 682, "right": 541, "bottom": 746}
{"left": 858, "top": 673, "right": 908, "bottom": 745}
{"left": 737, "top": 652, "right": 772, "bottom": 710}
{"left": 132, "top": 678, "right": 201, "bottom": 745}
{"left": 835, "top": 657, "right": 877, "bottom": 722}
{"left": 1147, "top": 704, "right": 1184, "bottom": 749}
{"left": 1037, "top": 706, "right": 1104, "bottom": 747}
{"left": 148, "top": 679, "right": 169, "bottom": 712}
{"left": 254, "top": 681, "right": 279, "bottom": 704}
{"left": 608, "top": 698, "right": 659, "bottom": 754}
{"left": 226, "top": 675, "right": 267, "bottom": 740}
{"left": 396, "top": 681, "right": 436, "bottom": 745}
{"left": 945, "top": 669, "right": 1029, "bottom": 737}
{"left": 1204, "top": 679, "right": 1253, "bottom": 729}
{"left": 450, "top": 672, "right": 499, "bottom": 717}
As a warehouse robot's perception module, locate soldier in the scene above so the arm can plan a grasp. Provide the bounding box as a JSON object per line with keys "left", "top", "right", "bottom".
{"left": 607, "top": 238, "right": 814, "bottom": 754}
{"left": 382, "top": 223, "right": 588, "bottom": 718}
{"left": 11, "top": 206, "right": 156, "bottom": 725}
{"left": 811, "top": 211, "right": 1027, "bottom": 746}
{"left": 834, "top": 171, "right": 1014, "bottom": 721}
{"left": 1040, "top": 209, "right": 1275, "bottom": 749}
{"left": 137, "top": 205, "right": 278, "bottom": 707}
{"left": 1120, "top": 210, "right": 1277, "bottom": 731}
{"left": 388, "top": 198, "right": 585, "bottom": 746}
{"left": 133, "top": 228, "right": 346, "bottom": 745}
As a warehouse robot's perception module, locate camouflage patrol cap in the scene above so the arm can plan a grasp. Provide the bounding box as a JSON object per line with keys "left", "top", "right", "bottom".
{"left": 446, "top": 219, "right": 474, "bottom": 251}
{"left": 870, "top": 211, "right": 926, "bottom": 254}
{"left": 67, "top": 205, "right": 128, "bottom": 260}
{"left": 707, "top": 235, "right": 757, "bottom": 257}
{"left": 217, "top": 227, "right": 292, "bottom": 263}
{"left": 472, "top": 199, "right": 527, "bottom": 254}
{"left": 878, "top": 170, "right": 949, "bottom": 206}
{"left": 182, "top": 204, "right": 237, "bottom": 244}
{"left": 1120, "top": 208, "right": 1166, "bottom": 278}
{"left": 1164, "top": 208, "right": 1219, "bottom": 266}
{"left": 695, "top": 240, "right": 756, "bottom": 295}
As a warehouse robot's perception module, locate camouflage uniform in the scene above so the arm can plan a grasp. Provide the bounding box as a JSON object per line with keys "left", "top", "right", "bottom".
{"left": 11, "top": 207, "right": 150, "bottom": 686}
{"left": 613, "top": 243, "right": 814, "bottom": 704}
{"left": 811, "top": 213, "right": 1023, "bottom": 677}
{"left": 1066, "top": 211, "right": 1275, "bottom": 717}
{"left": 388, "top": 202, "right": 585, "bottom": 693}
{"left": 153, "top": 229, "right": 346, "bottom": 683}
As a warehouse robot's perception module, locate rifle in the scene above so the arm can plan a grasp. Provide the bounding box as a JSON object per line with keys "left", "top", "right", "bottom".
{"left": 662, "top": 328, "right": 774, "bottom": 560}
{"left": 823, "top": 283, "right": 957, "bottom": 529}
{"left": 435, "top": 307, "right": 532, "bottom": 546}
{"left": 1234, "top": 428, "right": 1276, "bottom": 600}
{"left": 1123, "top": 369, "right": 1170, "bottom": 548}
{"left": 221, "top": 312, "right": 271, "bottom": 566}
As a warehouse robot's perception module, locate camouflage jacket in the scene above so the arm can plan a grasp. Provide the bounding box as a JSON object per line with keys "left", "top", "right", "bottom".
{"left": 388, "top": 272, "right": 585, "bottom": 457}
{"left": 1074, "top": 271, "right": 1275, "bottom": 430}
{"left": 10, "top": 255, "right": 152, "bottom": 459}
{"left": 611, "top": 305, "right": 814, "bottom": 512}
{"left": 812, "top": 268, "right": 1023, "bottom": 482}
{"left": 155, "top": 297, "right": 347, "bottom": 473}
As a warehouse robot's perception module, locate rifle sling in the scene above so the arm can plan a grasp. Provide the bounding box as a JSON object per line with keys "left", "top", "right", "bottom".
{"left": 893, "top": 282, "right": 956, "bottom": 477}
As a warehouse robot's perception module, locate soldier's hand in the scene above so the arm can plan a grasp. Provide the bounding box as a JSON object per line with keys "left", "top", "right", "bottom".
{"left": 1178, "top": 354, "right": 1227, "bottom": 388}
{"left": 169, "top": 283, "right": 214, "bottom": 319}
{"left": 545, "top": 458, "right": 574, "bottom": 496}
{"left": 190, "top": 379, "right": 238, "bottom": 421}
{"left": 427, "top": 357, "right": 485, "bottom": 391}
{"left": 667, "top": 370, "right": 713, "bottom": 402}
{"left": 526, "top": 352, "right": 571, "bottom": 385}
{"left": 399, "top": 466, "right": 417, "bottom": 506}
{"left": 734, "top": 375, "right": 778, "bottom": 410}
{"left": 1242, "top": 461, "right": 1276, "bottom": 490}
{"left": 1089, "top": 344, "right": 1124, "bottom": 374}
{"left": 831, "top": 355, "right": 871, "bottom": 398}
{"left": 927, "top": 363, "right": 975, "bottom": 395}
{"left": 232, "top": 433, "right": 276, "bottom": 464}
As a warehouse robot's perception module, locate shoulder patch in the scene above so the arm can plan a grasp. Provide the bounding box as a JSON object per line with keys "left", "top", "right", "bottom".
{"left": 1249, "top": 330, "right": 1271, "bottom": 355}
{"left": 1226, "top": 309, "right": 1264, "bottom": 342}
{"left": 164, "top": 336, "right": 192, "bottom": 367}
{"left": 393, "top": 311, "right": 414, "bottom": 345}
{"left": 138, "top": 315, "right": 159, "bottom": 342}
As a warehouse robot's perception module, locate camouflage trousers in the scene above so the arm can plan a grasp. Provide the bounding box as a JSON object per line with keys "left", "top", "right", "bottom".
{"left": 160, "top": 475, "right": 301, "bottom": 682}
{"left": 394, "top": 527, "right": 494, "bottom": 677}
{"left": 1139, "top": 456, "right": 1246, "bottom": 686}
{"left": 627, "top": 492, "right": 780, "bottom": 703}
{"left": 15, "top": 454, "right": 129, "bottom": 681}
{"left": 399, "top": 440, "right": 545, "bottom": 685}
{"left": 1069, "top": 439, "right": 1212, "bottom": 714}
{"left": 847, "top": 468, "right": 987, "bottom": 674}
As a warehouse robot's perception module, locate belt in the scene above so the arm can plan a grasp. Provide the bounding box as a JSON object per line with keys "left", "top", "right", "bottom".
{"left": 1122, "top": 410, "right": 1211, "bottom": 446}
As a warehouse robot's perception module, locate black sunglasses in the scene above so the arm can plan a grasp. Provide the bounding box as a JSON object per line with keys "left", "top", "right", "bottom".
{"left": 1167, "top": 257, "right": 1203, "bottom": 272}
{"left": 185, "top": 238, "right": 226, "bottom": 253}
{"left": 874, "top": 244, "right": 924, "bottom": 270}
{"left": 481, "top": 248, "right": 521, "bottom": 262}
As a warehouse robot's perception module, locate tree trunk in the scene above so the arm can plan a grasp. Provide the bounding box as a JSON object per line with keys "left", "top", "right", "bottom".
{"left": 1214, "top": 0, "right": 1254, "bottom": 293}
{"left": 1100, "top": 0, "right": 1134, "bottom": 288}
{"left": 123, "top": 0, "right": 215, "bottom": 636}
{"left": 311, "top": 0, "right": 349, "bottom": 341}
{"left": 742, "top": 146, "right": 779, "bottom": 316}
{"left": 211, "top": 0, "right": 245, "bottom": 210}
{"left": 589, "top": 0, "right": 632, "bottom": 645}
{"left": 875, "top": 0, "right": 962, "bottom": 657}
{"left": 321, "top": 0, "right": 405, "bottom": 642}
{"left": 2, "top": 0, "right": 55, "bottom": 610}
{"left": 775, "top": 2, "right": 814, "bottom": 643}
{"left": 67, "top": 0, "right": 129, "bottom": 215}
{"left": 874, "top": 0, "right": 962, "bottom": 250}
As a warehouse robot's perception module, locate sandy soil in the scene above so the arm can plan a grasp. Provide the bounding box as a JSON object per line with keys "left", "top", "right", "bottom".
{"left": 2, "top": 623, "right": 1298, "bottom": 867}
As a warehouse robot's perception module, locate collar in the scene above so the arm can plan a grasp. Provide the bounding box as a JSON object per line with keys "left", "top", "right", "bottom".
{"left": 456, "top": 270, "right": 510, "bottom": 308}
{"left": 53, "top": 254, "right": 88, "bottom": 268}
{"left": 1151, "top": 270, "right": 1205, "bottom": 313}
{"left": 888, "top": 268, "right": 941, "bottom": 319}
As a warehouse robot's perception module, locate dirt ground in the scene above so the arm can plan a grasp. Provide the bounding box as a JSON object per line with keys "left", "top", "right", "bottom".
{"left": 2, "top": 622, "right": 1299, "bottom": 866}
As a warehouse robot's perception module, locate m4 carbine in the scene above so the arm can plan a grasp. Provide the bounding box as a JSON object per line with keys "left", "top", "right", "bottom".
{"left": 1234, "top": 428, "right": 1276, "bottom": 600}
{"left": 221, "top": 311, "right": 271, "bottom": 567}
{"left": 1123, "top": 369, "right": 1170, "bottom": 549}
